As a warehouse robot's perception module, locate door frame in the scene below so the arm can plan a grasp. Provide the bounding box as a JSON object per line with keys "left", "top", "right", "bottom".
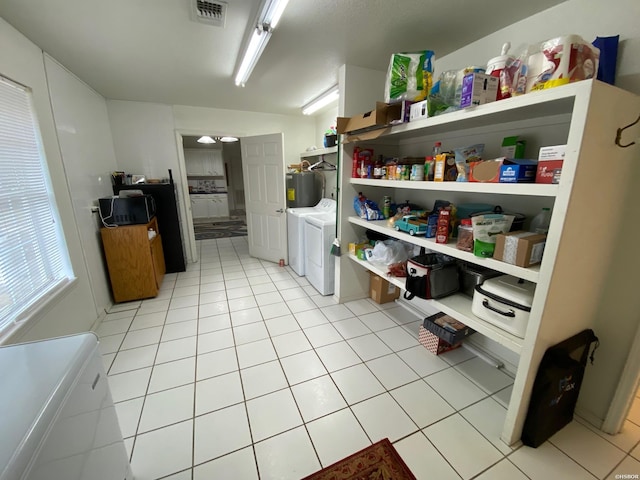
{"left": 602, "top": 320, "right": 640, "bottom": 433}
{"left": 174, "top": 130, "right": 200, "bottom": 263}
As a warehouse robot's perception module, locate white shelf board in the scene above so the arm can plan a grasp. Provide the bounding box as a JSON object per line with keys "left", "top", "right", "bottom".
{"left": 300, "top": 146, "right": 338, "bottom": 158}
{"left": 347, "top": 254, "right": 524, "bottom": 354}
{"left": 343, "top": 80, "right": 589, "bottom": 145}
{"left": 348, "top": 216, "right": 540, "bottom": 283}
{"left": 349, "top": 178, "right": 559, "bottom": 197}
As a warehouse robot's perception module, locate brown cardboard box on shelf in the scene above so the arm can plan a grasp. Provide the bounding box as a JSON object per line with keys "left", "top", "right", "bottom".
{"left": 369, "top": 272, "right": 400, "bottom": 304}
{"left": 337, "top": 102, "right": 403, "bottom": 142}
{"left": 493, "top": 231, "right": 547, "bottom": 267}
{"left": 469, "top": 158, "right": 504, "bottom": 182}
{"left": 418, "top": 326, "right": 462, "bottom": 355}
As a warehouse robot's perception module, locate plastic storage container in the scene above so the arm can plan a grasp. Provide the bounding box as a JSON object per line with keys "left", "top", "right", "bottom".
{"left": 486, "top": 42, "right": 515, "bottom": 100}
{"left": 472, "top": 275, "right": 536, "bottom": 338}
{"left": 458, "top": 262, "right": 502, "bottom": 298}
{"left": 456, "top": 219, "right": 474, "bottom": 252}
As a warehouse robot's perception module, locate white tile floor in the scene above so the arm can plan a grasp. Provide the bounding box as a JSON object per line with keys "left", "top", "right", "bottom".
{"left": 99, "top": 236, "right": 640, "bottom": 480}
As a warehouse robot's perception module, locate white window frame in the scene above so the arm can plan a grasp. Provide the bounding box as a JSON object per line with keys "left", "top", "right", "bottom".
{"left": 0, "top": 74, "right": 75, "bottom": 342}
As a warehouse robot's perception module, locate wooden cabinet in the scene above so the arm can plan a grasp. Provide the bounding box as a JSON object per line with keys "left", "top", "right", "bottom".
{"left": 101, "top": 217, "right": 166, "bottom": 303}
{"left": 185, "top": 150, "right": 224, "bottom": 177}
{"left": 211, "top": 194, "right": 229, "bottom": 217}
{"left": 336, "top": 80, "right": 640, "bottom": 444}
{"left": 186, "top": 157, "right": 204, "bottom": 176}
{"left": 190, "top": 196, "right": 209, "bottom": 219}
{"left": 190, "top": 194, "right": 229, "bottom": 218}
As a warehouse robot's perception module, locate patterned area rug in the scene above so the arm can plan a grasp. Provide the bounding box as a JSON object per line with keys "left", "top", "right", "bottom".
{"left": 302, "top": 438, "right": 416, "bottom": 480}
{"left": 194, "top": 217, "right": 247, "bottom": 240}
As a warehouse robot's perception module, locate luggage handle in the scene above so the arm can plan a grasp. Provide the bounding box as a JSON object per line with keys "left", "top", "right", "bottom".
{"left": 482, "top": 299, "right": 516, "bottom": 317}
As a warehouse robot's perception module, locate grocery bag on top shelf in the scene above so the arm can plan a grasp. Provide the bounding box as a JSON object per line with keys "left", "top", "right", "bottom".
{"left": 384, "top": 50, "right": 435, "bottom": 104}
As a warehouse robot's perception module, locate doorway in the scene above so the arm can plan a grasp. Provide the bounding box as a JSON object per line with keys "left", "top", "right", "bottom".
{"left": 175, "top": 133, "right": 247, "bottom": 261}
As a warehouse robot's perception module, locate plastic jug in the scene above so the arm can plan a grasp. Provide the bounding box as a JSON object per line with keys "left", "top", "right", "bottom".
{"left": 530, "top": 207, "right": 551, "bottom": 234}
{"left": 487, "top": 42, "right": 515, "bottom": 100}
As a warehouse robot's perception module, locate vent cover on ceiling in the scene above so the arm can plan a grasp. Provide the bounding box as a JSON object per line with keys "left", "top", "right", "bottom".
{"left": 192, "top": 0, "right": 227, "bottom": 27}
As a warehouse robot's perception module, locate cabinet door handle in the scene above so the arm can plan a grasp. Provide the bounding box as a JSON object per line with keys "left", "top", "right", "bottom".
{"left": 482, "top": 299, "right": 516, "bottom": 317}
{"left": 276, "top": 208, "right": 284, "bottom": 213}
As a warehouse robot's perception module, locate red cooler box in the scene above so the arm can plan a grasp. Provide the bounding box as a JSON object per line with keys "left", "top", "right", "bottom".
{"left": 471, "top": 275, "right": 535, "bottom": 338}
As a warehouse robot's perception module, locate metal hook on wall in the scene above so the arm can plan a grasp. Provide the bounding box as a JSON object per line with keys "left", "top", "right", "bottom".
{"left": 615, "top": 114, "right": 640, "bottom": 148}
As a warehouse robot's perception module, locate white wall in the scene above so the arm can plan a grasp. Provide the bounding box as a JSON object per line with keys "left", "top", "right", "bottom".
{"left": 107, "top": 101, "right": 179, "bottom": 180}
{"left": 44, "top": 55, "right": 117, "bottom": 314}
{"left": 314, "top": 107, "right": 338, "bottom": 148}
{"left": 108, "top": 102, "right": 316, "bottom": 262}
{"left": 0, "top": 19, "right": 99, "bottom": 343}
{"left": 436, "top": 0, "right": 640, "bottom": 95}
{"left": 172, "top": 105, "right": 315, "bottom": 168}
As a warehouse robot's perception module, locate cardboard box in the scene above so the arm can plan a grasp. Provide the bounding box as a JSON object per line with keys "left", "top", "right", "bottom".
{"left": 499, "top": 158, "right": 538, "bottom": 183}
{"left": 369, "top": 272, "right": 400, "bottom": 304}
{"left": 423, "top": 312, "right": 475, "bottom": 344}
{"left": 349, "top": 242, "right": 370, "bottom": 256}
{"left": 396, "top": 100, "right": 413, "bottom": 124}
{"left": 501, "top": 136, "right": 526, "bottom": 158}
{"left": 337, "top": 102, "right": 403, "bottom": 142}
{"left": 433, "top": 153, "right": 457, "bottom": 182}
{"left": 536, "top": 144, "right": 566, "bottom": 184}
{"left": 493, "top": 231, "right": 547, "bottom": 267}
{"left": 460, "top": 73, "right": 498, "bottom": 108}
{"left": 409, "top": 99, "right": 429, "bottom": 122}
{"left": 418, "top": 326, "right": 461, "bottom": 355}
{"left": 469, "top": 158, "right": 504, "bottom": 182}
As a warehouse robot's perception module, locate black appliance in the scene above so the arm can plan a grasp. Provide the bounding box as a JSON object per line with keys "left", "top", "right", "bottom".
{"left": 98, "top": 195, "right": 156, "bottom": 226}
{"left": 113, "top": 176, "right": 186, "bottom": 273}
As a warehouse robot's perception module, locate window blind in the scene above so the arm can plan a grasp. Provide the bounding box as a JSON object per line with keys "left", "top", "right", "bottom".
{"left": 0, "top": 75, "right": 73, "bottom": 335}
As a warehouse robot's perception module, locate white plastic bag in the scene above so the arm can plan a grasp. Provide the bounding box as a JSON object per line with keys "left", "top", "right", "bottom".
{"left": 368, "top": 240, "right": 412, "bottom": 265}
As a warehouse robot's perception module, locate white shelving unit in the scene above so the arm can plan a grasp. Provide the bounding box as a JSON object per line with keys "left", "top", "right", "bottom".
{"left": 300, "top": 146, "right": 338, "bottom": 159}
{"left": 335, "top": 80, "right": 640, "bottom": 445}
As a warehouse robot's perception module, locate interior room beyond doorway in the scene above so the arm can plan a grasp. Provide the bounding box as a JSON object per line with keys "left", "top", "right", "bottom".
{"left": 181, "top": 135, "right": 246, "bottom": 240}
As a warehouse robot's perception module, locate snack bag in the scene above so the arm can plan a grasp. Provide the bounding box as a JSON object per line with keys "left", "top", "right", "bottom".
{"left": 471, "top": 214, "right": 515, "bottom": 257}
{"left": 454, "top": 144, "right": 484, "bottom": 182}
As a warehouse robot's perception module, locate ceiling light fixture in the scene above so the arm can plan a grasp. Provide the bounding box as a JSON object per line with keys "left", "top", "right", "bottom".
{"left": 220, "top": 136, "right": 239, "bottom": 142}
{"left": 197, "top": 135, "right": 216, "bottom": 144}
{"left": 302, "top": 85, "right": 340, "bottom": 115}
{"left": 234, "top": 0, "right": 290, "bottom": 87}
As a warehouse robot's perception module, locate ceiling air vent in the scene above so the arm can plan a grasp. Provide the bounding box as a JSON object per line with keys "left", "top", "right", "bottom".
{"left": 192, "top": 0, "right": 227, "bottom": 27}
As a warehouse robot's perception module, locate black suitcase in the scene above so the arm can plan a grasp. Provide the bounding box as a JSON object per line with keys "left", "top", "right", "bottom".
{"left": 521, "top": 329, "right": 599, "bottom": 447}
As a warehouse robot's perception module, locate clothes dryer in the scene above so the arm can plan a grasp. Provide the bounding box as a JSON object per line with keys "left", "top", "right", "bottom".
{"left": 304, "top": 212, "right": 337, "bottom": 295}
{"left": 287, "top": 198, "right": 336, "bottom": 276}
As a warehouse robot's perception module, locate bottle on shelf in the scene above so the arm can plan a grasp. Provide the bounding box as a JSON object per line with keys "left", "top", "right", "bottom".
{"left": 433, "top": 141, "right": 442, "bottom": 156}
{"left": 352, "top": 146, "right": 361, "bottom": 178}
{"left": 530, "top": 207, "right": 551, "bottom": 234}
{"left": 424, "top": 156, "right": 435, "bottom": 181}
{"left": 373, "top": 155, "right": 384, "bottom": 179}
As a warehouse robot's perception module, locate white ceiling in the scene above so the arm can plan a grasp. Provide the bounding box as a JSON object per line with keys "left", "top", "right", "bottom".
{"left": 0, "top": 0, "right": 566, "bottom": 116}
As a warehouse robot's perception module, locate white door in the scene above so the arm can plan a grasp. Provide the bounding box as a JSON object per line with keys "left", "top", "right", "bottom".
{"left": 241, "top": 133, "right": 287, "bottom": 263}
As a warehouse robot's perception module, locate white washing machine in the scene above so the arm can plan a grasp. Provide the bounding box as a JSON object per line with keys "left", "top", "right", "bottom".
{"left": 287, "top": 198, "right": 336, "bottom": 276}
{"left": 304, "top": 212, "right": 337, "bottom": 295}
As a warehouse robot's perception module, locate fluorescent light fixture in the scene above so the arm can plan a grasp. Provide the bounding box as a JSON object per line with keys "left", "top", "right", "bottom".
{"left": 220, "top": 136, "right": 239, "bottom": 142}
{"left": 234, "top": 0, "right": 289, "bottom": 86}
{"left": 234, "top": 27, "right": 271, "bottom": 87}
{"left": 302, "top": 85, "right": 340, "bottom": 115}
{"left": 197, "top": 136, "right": 216, "bottom": 144}
{"left": 260, "top": 0, "right": 289, "bottom": 28}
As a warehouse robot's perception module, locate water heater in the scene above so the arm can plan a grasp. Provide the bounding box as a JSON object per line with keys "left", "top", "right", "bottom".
{"left": 286, "top": 172, "right": 321, "bottom": 208}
